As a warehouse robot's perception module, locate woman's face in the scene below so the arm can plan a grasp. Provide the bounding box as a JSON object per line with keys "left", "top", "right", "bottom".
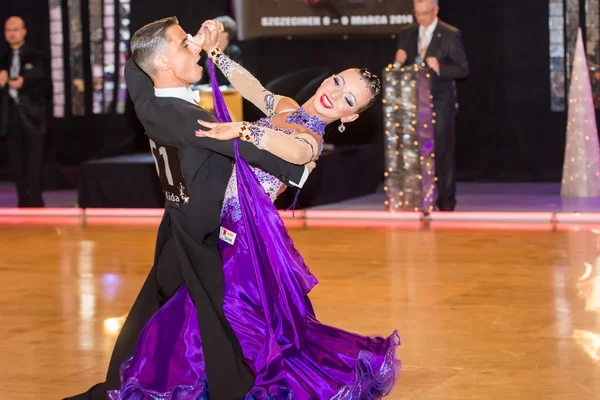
{"left": 312, "top": 69, "right": 373, "bottom": 122}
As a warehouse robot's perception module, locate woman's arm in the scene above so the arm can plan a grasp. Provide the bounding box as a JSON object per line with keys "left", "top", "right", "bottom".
{"left": 208, "top": 47, "right": 291, "bottom": 117}
{"left": 197, "top": 21, "right": 296, "bottom": 116}
{"left": 197, "top": 120, "right": 321, "bottom": 165}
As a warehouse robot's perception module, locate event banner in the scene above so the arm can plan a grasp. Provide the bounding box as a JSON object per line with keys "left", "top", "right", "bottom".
{"left": 232, "top": 0, "right": 415, "bottom": 40}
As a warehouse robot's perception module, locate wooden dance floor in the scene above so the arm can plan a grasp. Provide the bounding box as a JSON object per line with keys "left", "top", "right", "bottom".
{"left": 1, "top": 221, "right": 600, "bottom": 399}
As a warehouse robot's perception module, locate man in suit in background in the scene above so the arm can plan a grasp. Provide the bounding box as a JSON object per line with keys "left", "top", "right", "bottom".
{"left": 0, "top": 16, "right": 51, "bottom": 207}
{"left": 396, "top": 0, "right": 468, "bottom": 211}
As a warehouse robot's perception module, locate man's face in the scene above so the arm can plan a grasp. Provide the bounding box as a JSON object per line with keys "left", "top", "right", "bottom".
{"left": 5, "top": 17, "right": 27, "bottom": 47}
{"left": 162, "top": 24, "right": 203, "bottom": 85}
{"left": 414, "top": 0, "right": 439, "bottom": 28}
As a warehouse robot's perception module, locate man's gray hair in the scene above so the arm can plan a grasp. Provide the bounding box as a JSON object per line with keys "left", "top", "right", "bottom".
{"left": 130, "top": 16, "right": 179, "bottom": 78}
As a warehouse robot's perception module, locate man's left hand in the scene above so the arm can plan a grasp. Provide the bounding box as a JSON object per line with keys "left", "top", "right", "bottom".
{"left": 195, "top": 119, "right": 241, "bottom": 140}
{"left": 8, "top": 76, "right": 24, "bottom": 90}
{"left": 425, "top": 57, "right": 440, "bottom": 74}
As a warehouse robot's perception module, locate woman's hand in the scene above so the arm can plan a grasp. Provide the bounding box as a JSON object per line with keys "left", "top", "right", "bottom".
{"left": 195, "top": 119, "right": 241, "bottom": 141}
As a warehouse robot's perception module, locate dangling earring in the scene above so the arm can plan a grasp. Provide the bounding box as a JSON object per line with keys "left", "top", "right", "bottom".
{"left": 338, "top": 121, "right": 346, "bottom": 133}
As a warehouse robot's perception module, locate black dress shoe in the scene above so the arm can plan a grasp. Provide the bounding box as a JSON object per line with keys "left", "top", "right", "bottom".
{"left": 63, "top": 382, "right": 106, "bottom": 400}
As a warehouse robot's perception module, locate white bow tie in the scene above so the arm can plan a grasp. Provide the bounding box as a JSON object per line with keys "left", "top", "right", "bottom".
{"left": 188, "top": 88, "right": 200, "bottom": 104}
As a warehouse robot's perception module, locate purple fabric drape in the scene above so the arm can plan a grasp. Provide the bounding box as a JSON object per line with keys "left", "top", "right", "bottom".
{"left": 206, "top": 58, "right": 231, "bottom": 123}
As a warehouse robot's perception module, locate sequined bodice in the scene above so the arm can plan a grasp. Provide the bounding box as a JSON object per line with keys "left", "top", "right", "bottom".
{"left": 222, "top": 117, "right": 294, "bottom": 222}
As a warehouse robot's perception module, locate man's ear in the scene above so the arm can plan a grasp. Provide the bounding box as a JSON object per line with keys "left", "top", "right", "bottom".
{"left": 153, "top": 55, "right": 170, "bottom": 72}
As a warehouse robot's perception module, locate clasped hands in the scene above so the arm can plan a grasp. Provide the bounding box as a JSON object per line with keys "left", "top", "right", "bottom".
{"left": 0, "top": 70, "right": 23, "bottom": 89}
{"left": 188, "top": 19, "right": 224, "bottom": 53}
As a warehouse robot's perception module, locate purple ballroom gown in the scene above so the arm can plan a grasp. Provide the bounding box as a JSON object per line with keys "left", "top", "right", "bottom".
{"left": 107, "top": 62, "right": 400, "bottom": 400}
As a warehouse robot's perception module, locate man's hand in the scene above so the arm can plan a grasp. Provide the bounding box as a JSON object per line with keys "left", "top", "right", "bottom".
{"left": 425, "top": 57, "right": 440, "bottom": 74}
{"left": 395, "top": 49, "right": 407, "bottom": 64}
{"left": 0, "top": 70, "right": 7, "bottom": 88}
{"left": 195, "top": 119, "right": 241, "bottom": 140}
{"left": 8, "top": 76, "right": 24, "bottom": 90}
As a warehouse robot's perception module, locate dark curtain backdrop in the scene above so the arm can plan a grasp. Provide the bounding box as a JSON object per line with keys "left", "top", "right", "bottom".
{"left": 444, "top": 0, "right": 569, "bottom": 181}
{"left": 0, "top": 0, "right": 579, "bottom": 183}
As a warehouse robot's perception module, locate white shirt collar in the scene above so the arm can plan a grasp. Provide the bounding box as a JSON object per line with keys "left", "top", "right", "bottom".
{"left": 154, "top": 86, "right": 200, "bottom": 105}
{"left": 420, "top": 18, "right": 439, "bottom": 36}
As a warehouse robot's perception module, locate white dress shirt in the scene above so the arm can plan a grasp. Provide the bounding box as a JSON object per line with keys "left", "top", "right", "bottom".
{"left": 9, "top": 49, "right": 20, "bottom": 100}
{"left": 154, "top": 86, "right": 309, "bottom": 188}
{"left": 418, "top": 18, "right": 439, "bottom": 58}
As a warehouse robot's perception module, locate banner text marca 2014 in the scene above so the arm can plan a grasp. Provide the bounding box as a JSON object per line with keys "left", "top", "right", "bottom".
{"left": 260, "top": 15, "right": 414, "bottom": 28}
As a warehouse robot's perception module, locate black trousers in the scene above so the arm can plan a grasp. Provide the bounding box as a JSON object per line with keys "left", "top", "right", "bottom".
{"left": 65, "top": 209, "right": 254, "bottom": 400}
{"left": 433, "top": 100, "right": 457, "bottom": 211}
{"left": 6, "top": 103, "right": 45, "bottom": 207}
{"left": 65, "top": 221, "right": 182, "bottom": 400}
